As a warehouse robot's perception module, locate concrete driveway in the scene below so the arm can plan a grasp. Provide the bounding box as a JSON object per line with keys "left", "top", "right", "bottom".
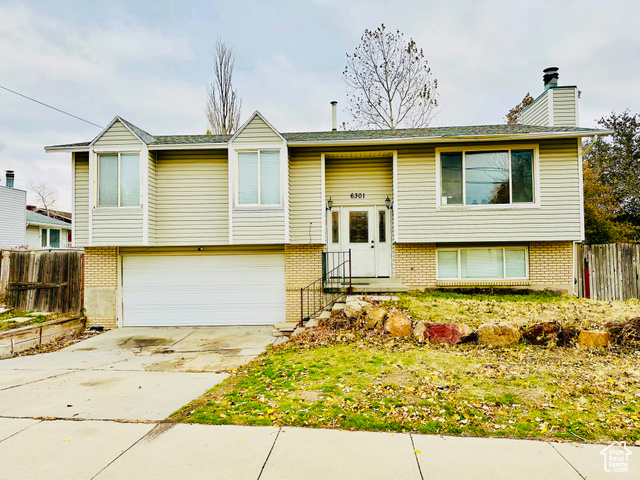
{"left": 0, "top": 326, "right": 274, "bottom": 421}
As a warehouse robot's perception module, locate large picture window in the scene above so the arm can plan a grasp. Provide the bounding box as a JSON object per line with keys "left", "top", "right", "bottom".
{"left": 41, "top": 228, "right": 61, "bottom": 248}
{"left": 98, "top": 153, "right": 140, "bottom": 207}
{"left": 237, "top": 150, "right": 281, "bottom": 205}
{"left": 437, "top": 247, "right": 528, "bottom": 280}
{"left": 440, "top": 149, "right": 534, "bottom": 206}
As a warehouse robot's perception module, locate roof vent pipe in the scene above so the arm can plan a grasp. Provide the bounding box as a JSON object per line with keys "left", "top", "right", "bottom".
{"left": 5, "top": 170, "right": 14, "bottom": 188}
{"left": 331, "top": 101, "right": 338, "bottom": 131}
{"left": 543, "top": 67, "right": 559, "bottom": 89}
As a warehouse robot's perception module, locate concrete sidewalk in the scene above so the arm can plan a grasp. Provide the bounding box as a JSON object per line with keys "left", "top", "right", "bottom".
{"left": 0, "top": 419, "right": 637, "bottom": 480}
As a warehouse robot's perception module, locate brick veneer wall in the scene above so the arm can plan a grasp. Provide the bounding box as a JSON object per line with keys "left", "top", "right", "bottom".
{"left": 394, "top": 243, "right": 437, "bottom": 289}
{"left": 285, "top": 244, "right": 324, "bottom": 322}
{"left": 84, "top": 246, "right": 118, "bottom": 328}
{"left": 528, "top": 241, "right": 574, "bottom": 290}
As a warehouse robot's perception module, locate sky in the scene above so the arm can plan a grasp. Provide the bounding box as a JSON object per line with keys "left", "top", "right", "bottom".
{"left": 1, "top": 0, "right": 638, "bottom": 211}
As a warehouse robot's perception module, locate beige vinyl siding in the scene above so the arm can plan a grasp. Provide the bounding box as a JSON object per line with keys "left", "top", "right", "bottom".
{"left": 94, "top": 120, "right": 142, "bottom": 149}
{"left": 325, "top": 157, "right": 393, "bottom": 207}
{"left": 232, "top": 210, "right": 285, "bottom": 244}
{"left": 396, "top": 138, "right": 582, "bottom": 242}
{"left": 234, "top": 116, "right": 282, "bottom": 145}
{"left": 74, "top": 153, "right": 90, "bottom": 246}
{"left": 289, "top": 150, "right": 323, "bottom": 243}
{"left": 552, "top": 87, "right": 577, "bottom": 127}
{"left": 25, "top": 225, "right": 40, "bottom": 248}
{"left": 92, "top": 208, "right": 144, "bottom": 245}
{"left": 148, "top": 151, "right": 157, "bottom": 244}
{"left": 521, "top": 90, "right": 550, "bottom": 126}
{"left": 156, "top": 150, "right": 229, "bottom": 245}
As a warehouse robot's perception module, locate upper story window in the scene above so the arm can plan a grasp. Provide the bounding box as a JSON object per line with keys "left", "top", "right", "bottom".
{"left": 98, "top": 153, "right": 140, "bottom": 207}
{"left": 237, "top": 150, "right": 280, "bottom": 206}
{"left": 440, "top": 149, "right": 534, "bottom": 206}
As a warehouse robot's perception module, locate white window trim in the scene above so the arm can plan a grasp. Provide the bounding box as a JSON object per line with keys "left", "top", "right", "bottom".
{"left": 96, "top": 151, "right": 142, "bottom": 209}
{"left": 435, "top": 144, "right": 541, "bottom": 211}
{"left": 234, "top": 148, "right": 284, "bottom": 208}
{"left": 436, "top": 246, "right": 529, "bottom": 281}
{"left": 40, "top": 227, "right": 62, "bottom": 248}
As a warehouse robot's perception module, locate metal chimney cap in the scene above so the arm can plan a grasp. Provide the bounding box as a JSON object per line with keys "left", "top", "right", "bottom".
{"left": 543, "top": 67, "right": 559, "bottom": 88}
{"left": 330, "top": 100, "right": 338, "bottom": 105}
{"left": 543, "top": 66, "right": 559, "bottom": 74}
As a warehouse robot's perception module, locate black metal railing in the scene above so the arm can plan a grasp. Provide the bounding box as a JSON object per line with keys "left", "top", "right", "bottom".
{"left": 300, "top": 250, "right": 352, "bottom": 323}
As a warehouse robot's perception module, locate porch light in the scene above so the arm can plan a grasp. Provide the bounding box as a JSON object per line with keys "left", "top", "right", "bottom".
{"left": 326, "top": 197, "right": 333, "bottom": 211}
{"left": 385, "top": 196, "right": 393, "bottom": 209}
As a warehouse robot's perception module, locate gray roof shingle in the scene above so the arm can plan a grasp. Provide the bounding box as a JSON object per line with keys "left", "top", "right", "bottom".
{"left": 45, "top": 121, "right": 606, "bottom": 150}
{"left": 26, "top": 210, "right": 71, "bottom": 228}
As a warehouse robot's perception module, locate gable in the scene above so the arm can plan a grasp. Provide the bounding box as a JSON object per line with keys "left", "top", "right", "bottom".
{"left": 233, "top": 115, "right": 282, "bottom": 145}
{"left": 94, "top": 120, "right": 143, "bottom": 149}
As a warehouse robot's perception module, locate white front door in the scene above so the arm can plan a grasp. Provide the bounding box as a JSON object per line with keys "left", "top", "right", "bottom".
{"left": 327, "top": 206, "right": 392, "bottom": 277}
{"left": 345, "top": 207, "right": 376, "bottom": 277}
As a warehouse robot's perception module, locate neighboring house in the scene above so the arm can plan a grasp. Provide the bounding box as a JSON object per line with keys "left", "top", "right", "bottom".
{"left": 0, "top": 175, "right": 27, "bottom": 248}
{"left": 45, "top": 68, "right": 611, "bottom": 329}
{"left": 0, "top": 171, "right": 72, "bottom": 249}
{"left": 25, "top": 210, "right": 71, "bottom": 249}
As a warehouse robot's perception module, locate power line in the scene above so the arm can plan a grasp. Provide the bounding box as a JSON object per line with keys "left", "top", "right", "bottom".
{"left": 0, "top": 84, "right": 103, "bottom": 128}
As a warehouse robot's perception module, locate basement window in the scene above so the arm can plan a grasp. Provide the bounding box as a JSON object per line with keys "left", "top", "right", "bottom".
{"left": 437, "top": 246, "right": 528, "bottom": 280}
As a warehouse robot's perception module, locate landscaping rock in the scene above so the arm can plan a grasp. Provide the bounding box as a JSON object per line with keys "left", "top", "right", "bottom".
{"left": 344, "top": 299, "right": 371, "bottom": 318}
{"left": 412, "top": 321, "right": 428, "bottom": 342}
{"left": 384, "top": 308, "right": 412, "bottom": 337}
{"left": 477, "top": 323, "right": 521, "bottom": 347}
{"left": 619, "top": 317, "right": 640, "bottom": 344}
{"left": 362, "top": 305, "right": 386, "bottom": 330}
{"left": 522, "top": 321, "right": 571, "bottom": 346}
{"left": 422, "top": 322, "right": 474, "bottom": 344}
{"left": 578, "top": 330, "right": 611, "bottom": 349}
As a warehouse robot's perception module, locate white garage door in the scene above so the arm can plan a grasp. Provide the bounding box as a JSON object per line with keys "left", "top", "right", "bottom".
{"left": 122, "top": 252, "right": 285, "bottom": 326}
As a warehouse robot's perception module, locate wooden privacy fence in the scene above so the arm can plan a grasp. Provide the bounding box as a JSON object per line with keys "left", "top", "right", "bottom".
{"left": 0, "top": 249, "right": 83, "bottom": 315}
{"left": 577, "top": 243, "right": 640, "bottom": 301}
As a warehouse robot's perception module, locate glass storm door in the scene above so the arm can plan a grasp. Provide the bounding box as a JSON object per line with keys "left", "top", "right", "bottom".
{"left": 345, "top": 207, "right": 375, "bottom": 277}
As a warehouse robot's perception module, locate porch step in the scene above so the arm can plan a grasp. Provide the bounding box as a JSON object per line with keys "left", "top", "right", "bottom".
{"left": 346, "top": 295, "right": 400, "bottom": 302}
{"left": 305, "top": 319, "right": 318, "bottom": 328}
{"left": 332, "top": 302, "right": 346, "bottom": 312}
{"left": 318, "top": 310, "right": 331, "bottom": 320}
{"left": 274, "top": 322, "right": 297, "bottom": 332}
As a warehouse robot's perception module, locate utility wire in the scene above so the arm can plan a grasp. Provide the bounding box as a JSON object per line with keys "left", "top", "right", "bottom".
{"left": 0, "top": 84, "right": 103, "bottom": 128}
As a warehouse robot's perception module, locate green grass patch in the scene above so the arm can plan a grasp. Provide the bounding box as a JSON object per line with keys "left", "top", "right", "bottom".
{"left": 0, "top": 310, "right": 53, "bottom": 332}
{"left": 171, "top": 294, "right": 640, "bottom": 443}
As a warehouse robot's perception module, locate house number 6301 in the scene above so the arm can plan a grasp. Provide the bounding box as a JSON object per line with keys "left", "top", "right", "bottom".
{"left": 350, "top": 193, "right": 365, "bottom": 199}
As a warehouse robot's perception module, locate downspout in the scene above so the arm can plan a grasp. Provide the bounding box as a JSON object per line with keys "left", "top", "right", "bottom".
{"left": 581, "top": 135, "right": 599, "bottom": 157}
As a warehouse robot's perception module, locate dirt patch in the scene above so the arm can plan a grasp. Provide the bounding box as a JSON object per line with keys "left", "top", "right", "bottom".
{"left": 120, "top": 337, "right": 171, "bottom": 348}
{"left": 381, "top": 369, "right": 415, "bottom": 387}
{"left": 289, "top": 390, "right": 322, "bottom": 403}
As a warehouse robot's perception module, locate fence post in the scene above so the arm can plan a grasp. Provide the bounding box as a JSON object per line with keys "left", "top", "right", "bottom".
{"left": 0, "top": 251, "right": 10, "bottom": 302}
{"left": 584, "top": 258, "right": 590, "bottom": 299}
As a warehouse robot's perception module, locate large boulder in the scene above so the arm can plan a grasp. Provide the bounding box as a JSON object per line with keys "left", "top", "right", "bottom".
{"left": 362, "top": 305, "right": 387, "bottom": 330}
{"left": 384, "top": 308, "right": 412, "bottom": 337}
{"left": 578, "top": 330, "right": 612, "bottom": 349}
{"left": 413, "top": 321, "right": 428, "bottom": 342}
{"left": 478, "top": 323, "right": 521, "bottom": 347}
{"left": 344, "top": 299, "right": 371, "bottom": 318}
{"left": 421, "top": 322, "right": 474, "bottom": 344}
{"left": 522, "top": 321, "right": 571, "bottom": 346}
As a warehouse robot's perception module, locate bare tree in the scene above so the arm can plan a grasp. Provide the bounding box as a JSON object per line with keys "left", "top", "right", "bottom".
{"left": 206, "top": 39, "right": 242, "bottom": 135}
{"left": 343, "top": 24, "right": 438, "bottom": 130}
{"left": 28, "top": 181, "right": 57, "bottom": 214}
{"left": 505, "top": 93, "right": 534, "bottom": 124}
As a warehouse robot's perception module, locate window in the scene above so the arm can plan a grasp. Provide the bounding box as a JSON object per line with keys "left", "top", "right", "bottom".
{"left": 98, "top": 153, "right": 140, "bottom": 207}
{"left": 41, "top": 229, "right": 61, "bottom": 248}
{"left": 437, "top": 247, "right": 528, "bottom": 280}
{"left": 237, "top": 150, "right": 280, "bottom": 205}
{"left": 440, "top": 149, "right": 534, "bottom": 206}
{"left": 331, "top": 211, "right": 339, "bottom": 243}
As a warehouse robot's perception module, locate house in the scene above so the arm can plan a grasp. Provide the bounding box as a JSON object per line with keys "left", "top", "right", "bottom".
{"left": 45, "top": 68, "right": 611, "bottom": 329}
{"left": 0, "top": 171, "right": 72, "bottom": 249}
